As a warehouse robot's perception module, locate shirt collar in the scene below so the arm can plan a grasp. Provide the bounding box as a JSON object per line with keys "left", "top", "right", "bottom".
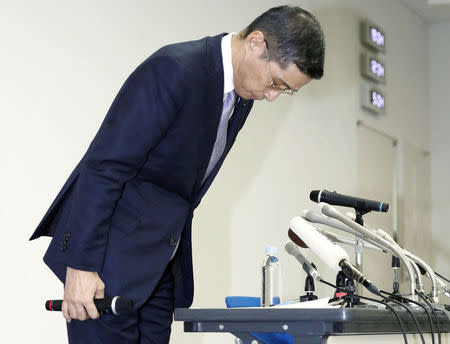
{"left": 221, "top": 32, "right": 236, "bottom": 95}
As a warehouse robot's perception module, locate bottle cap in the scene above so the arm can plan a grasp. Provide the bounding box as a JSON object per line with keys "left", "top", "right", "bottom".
{"left": 265, "top": 246, "right": 278, "bottom": 256}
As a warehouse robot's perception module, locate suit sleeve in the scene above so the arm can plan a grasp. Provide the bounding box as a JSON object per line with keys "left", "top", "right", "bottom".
{"left": 60, "top": 55, "right": 184, "bottom": 271}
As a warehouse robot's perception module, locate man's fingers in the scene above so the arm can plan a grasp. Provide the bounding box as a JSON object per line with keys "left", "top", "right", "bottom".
{"left": 94, "top": 283, "right": 105, "bottom": 299}
{"left": 61, "top": 300, "right": 72, "bottom": 323}
{"left": 68, "top": 303, "right": 78, "bottom": 320}
{"left": 74, "top": 303, "right": 88, "bottom": 321}
{"left": 63, "top": 267, "right": 106, "bottom": 321}
{"left": 89, "top": 282, "right": 105, "bottom": 319}
{"left": 65, "top": 298, "right": 97, "bottom": 321}
{"left": 85, "top": 301, "right": 100, "bottom": 320}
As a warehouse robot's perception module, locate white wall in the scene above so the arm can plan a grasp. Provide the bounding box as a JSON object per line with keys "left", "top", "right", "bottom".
{"left": 430, "top": 21, "right": 450, "bottom": 279}
{"left": 0, "top": 1, "right": 437, "bottom": 343}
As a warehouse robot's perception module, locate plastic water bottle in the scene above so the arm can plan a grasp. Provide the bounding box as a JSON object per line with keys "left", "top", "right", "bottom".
{"left": 261, "top": 246, "right": 282, "bottom": 307}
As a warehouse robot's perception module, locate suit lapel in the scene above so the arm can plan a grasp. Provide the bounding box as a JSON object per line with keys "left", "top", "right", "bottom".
{"left": 192, "top": 34, "right": 226, "bottom": 196}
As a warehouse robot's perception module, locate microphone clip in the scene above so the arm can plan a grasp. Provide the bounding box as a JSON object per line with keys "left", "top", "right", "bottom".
{"left": 354, "top": 208, "right": 369, "bottom": 226}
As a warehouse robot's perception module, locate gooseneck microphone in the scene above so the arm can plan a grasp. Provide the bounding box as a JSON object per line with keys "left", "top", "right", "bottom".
{"left": 310, "top": 189, "right": 389, "bottom": 213}
{"left": 285, "top": 241, "right": 322, "bottom": 281}
{"left": 301, "top": 209, "right": 361, "bottom": 237}
{"left": 45, "top": 296, "right": 134, "bottom": 315}
{"left": 319, "top": 202, "right": 417, "bottom": 298}
{"left": 289, "top": 216, "right": 380, "bottom": 295}
{"left": 300, "top": 210, "right": 387, "bottom": 253}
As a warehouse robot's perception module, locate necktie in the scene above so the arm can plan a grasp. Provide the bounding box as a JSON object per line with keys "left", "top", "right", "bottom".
{"left": 202, "top": 90, "right": 236, "bottom": 183}
{"left": 169, "top": 91, "right": 236, "bottom": 261}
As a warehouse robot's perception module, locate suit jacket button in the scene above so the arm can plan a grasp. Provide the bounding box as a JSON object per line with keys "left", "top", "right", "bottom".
{"left": 169, "top": 237, "right": 177, "bottom": 247}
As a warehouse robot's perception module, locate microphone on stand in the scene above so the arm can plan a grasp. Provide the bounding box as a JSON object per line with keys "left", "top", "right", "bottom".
{"left": 301, "top": 209, "right": 363, "bottom": 237}
{"left": 289, "top": 216, "right": 380, "bottom": 296}
{"left": 285, "top": 240, "right": 322, "bottom": 281}
{"left": 310, "top": 189, "right": 389, "bottom": 213}
{"left": 319, "top": 202, "right": 418, "bottom": 299}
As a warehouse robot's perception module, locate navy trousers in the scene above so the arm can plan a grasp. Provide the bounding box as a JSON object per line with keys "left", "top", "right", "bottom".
{"left": 66, "top": 261, "right": 175, "bottom": 344}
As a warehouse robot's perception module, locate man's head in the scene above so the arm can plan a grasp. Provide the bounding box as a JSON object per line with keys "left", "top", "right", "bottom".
{"left": 232, "top": 6, "right": 325, "bottom": 101}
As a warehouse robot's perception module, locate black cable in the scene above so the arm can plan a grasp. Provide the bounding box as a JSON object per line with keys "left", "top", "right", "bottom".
{"left": 416, "top": 290, "right": 441, "bottom": 344}
{"left": 321, "top": 279, "right": 408, "bottom": 344}
{"left": 382, "top": 297, "right": 425, "bottom": 344}
{"left": 381, "top": 290, "right": 435, "bottom": 344}
{"left": 435, "top": 272, "right": 450, "bottom": 284}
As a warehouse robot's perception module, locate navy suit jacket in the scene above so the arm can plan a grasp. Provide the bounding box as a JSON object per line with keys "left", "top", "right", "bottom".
{"left": 29, "top": 33, "right": 253, "bottom": 309}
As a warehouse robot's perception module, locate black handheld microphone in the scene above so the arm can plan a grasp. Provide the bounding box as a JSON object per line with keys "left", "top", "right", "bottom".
{"left": 45, "top": 297, "right": 134, "bottom": 315}
{"left": 310, "top": 189, "right": 389, "bottom": 213}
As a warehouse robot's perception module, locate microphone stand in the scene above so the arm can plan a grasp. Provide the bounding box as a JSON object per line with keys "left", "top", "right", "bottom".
{"left": 354, "top": 209, "right": 369, "bottom": 295}
{"left": 300, "top": 275, "right": 318, "bottom": 302}
{"left": 299, "top": 262, "right": 319, "bottom": 302}
{"left": 328, "top": 270, "right": 377, "bottom": 308}
{"left": 329, "top": 271, "right": 348, "bottom": 304}
{"left": 329, "top": 271, "right": 361, "bottom": 307}
{"left": 353, "top": 208, "right": 390, "bottom": 304}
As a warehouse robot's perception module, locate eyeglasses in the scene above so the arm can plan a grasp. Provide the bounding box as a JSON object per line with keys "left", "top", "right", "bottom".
{"left": 264, "top": 41, "right": 298, "bottom": 96}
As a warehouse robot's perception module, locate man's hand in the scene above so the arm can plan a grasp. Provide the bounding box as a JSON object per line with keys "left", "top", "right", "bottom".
{"left": 62, "top": 266, "right": 105, "bottom": 322}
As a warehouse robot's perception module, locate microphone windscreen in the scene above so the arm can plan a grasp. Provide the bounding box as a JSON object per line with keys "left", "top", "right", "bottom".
{"left": 284, "top": 241, "right": 299, "bottom": 255}
{"left": 289, "top": 216, "right": 349, "bottom": 271}
{"left": 116, "top": 297, "right": 134, "bottom": 314}
{"left": 288, "top": 228, "right": 308, "bottom": 248}
{"left": 310, "top": 190, "right": 320, "bottom": 202}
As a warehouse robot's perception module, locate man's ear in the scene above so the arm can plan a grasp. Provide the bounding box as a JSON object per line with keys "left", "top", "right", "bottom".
{"left": 246, "top": 30, "right": 265, "bottom": 50}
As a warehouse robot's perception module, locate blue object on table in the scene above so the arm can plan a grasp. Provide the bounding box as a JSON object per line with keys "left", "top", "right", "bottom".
{"left": 225, "top": 296, "right": 293, "bottom": 344}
